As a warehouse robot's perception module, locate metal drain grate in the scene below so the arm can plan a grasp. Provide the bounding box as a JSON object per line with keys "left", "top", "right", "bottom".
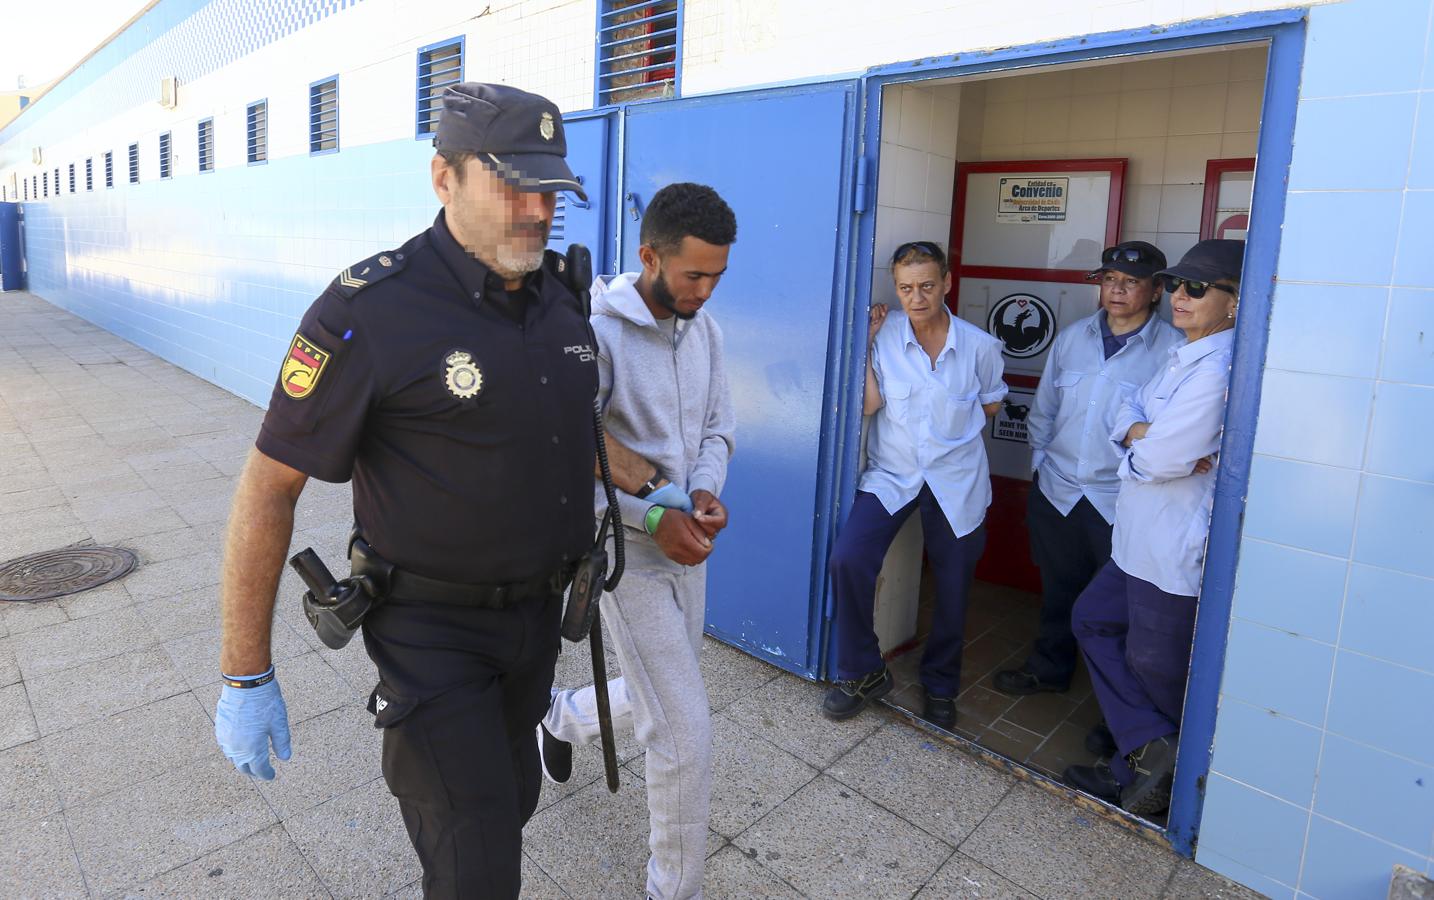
{"left": 0, "top": 546, "right": 138, "bottom": 602}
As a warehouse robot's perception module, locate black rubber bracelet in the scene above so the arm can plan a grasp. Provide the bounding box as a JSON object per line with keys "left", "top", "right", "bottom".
{"left": 221, "top": 666, "right": 276, "bottom": 689}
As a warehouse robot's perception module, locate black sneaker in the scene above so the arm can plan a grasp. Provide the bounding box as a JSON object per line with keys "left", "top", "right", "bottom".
{"left": 993, "top": 666, "right": 1071, "bottom": 696}
{"left": 1064, "top": 760, "right": 1121, "bottom": 803}
{"left": 536, "top": 722, "right": 572, "bottom": 785}
{"left": 1121, "top": 734, "right": 1178, "bottom": 816}
{"left": 821, "top": 667, "right": 892, "bottom": 720}
{"left": 923, "top": 691, "right": 956, "bottom": 731}
{"left": 1085, "top": 721, "right": 1117, "bottom": 757}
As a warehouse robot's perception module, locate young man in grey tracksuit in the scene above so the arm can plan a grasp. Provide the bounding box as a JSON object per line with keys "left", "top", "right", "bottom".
{"left": 540, "top": 183, "right": 737, "bottom": 900}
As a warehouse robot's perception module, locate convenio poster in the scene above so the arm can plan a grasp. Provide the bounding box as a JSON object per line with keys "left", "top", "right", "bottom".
{"left": 996, "top": 176, "right": 1069, "bottom": 223}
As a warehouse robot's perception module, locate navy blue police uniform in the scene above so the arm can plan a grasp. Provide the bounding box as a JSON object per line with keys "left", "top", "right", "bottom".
{"left": 254, "top": 83, "right": 597, "bottom": 898}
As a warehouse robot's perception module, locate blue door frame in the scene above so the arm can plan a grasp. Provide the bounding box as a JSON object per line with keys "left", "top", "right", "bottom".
{"left": 844, "top": 9, "right": 1308, "bottom": 857}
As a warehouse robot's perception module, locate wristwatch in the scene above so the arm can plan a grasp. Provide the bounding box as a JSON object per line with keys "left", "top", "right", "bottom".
{"left": 635, "top": 477, "right": 663, "bottom": 499}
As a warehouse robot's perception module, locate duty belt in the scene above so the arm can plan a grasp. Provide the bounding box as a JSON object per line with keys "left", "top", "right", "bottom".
{"left": 350, "top": 540, "right": 574, "bottom": 609}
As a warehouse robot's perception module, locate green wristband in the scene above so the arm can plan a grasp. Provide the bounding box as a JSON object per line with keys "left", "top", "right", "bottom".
{"left": 644, "top": 505, "right": 666, "bottom": 535}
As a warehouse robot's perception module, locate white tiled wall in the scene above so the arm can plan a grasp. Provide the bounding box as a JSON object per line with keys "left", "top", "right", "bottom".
{"left": 870, "top": 45, "right": 1267, "bottom": 308}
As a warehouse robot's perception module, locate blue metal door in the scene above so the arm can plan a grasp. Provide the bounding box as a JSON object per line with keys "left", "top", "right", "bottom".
{"left": 0, "top": 203, "right": 25, "bottom": 292}
{"left": 619, "top": 81, "right": 862, "bottom": 676}
{"left": 553, "top": 113, "right": 615, "bottom": 276}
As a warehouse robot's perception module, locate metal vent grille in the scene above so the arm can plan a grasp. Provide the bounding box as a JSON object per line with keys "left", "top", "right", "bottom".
{"left": 247, "top": 100, "right": 267, "bottom": 164}
{"left": 85, "top": 158, "right": 93, "bottom": 191}
{"left": 159, "top": 132, "right": 172, "bottom": 179}
{"left": 105, "top": 151, "right": 114, "bottom": 188}
{"left": 309, "top": 77, "right": 339, "bottom": 154}
{"left": 129, "top": 143, "right": 139, "bottom": 183}
{"left": 416, "top": 39, "right": 463, "bottom": 139}
{"left": 198, "top": 119, "right": 214, "bottom": 172}
{"left": 597, "top": 0, "right": 681, "bottom": 106}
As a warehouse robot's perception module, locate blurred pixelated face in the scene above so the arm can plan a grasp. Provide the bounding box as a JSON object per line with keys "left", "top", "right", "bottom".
{"left": 435, "top": 156, "right": 554, "bottom": 280}
{"left": 892, "top": 261, "right": 951, "bottom": 326}
{"left": 642, "top": 237, "right": 730, "bottom": 321}
{"left": 1097, "top": 271, "right": 1158, "bottom": 320}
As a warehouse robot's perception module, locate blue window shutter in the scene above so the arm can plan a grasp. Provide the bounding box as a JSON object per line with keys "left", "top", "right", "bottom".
{"left": 198, "top": 119, "right": 214, "bottom": 172}
{"left": 416, "top": 38, "right": 464, "bottom": 139}
{"left": 247, "top": 100, "right": 268, "bottom": 164}
{"left": 159, "top": 132, "right": 172, "bottom": 179}
{"left": 596, "top": 0, "right": 682, "bottom": 107}
{"left": 309, "top": 77, "right": 339, "bottom": 154}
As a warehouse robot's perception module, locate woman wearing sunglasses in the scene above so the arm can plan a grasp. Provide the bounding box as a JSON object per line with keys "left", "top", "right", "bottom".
{"left": 1065, "top": 239, "right": 1244, "bottom": 816}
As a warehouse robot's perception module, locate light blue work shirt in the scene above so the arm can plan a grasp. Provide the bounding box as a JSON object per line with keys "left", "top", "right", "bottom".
{"left": 1109, "top": 329, "right": 1235, "bottom": 597}
{"left": 861, "top": 308, "right": 1008, "bottom": 539}
{"left": 1027, "top": 311, "right": 1183, "bottom": 523}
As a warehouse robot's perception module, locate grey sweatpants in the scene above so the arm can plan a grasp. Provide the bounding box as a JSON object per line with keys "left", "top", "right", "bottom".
{"left": 543, "top": 537, "right": 711, "bottom": 900}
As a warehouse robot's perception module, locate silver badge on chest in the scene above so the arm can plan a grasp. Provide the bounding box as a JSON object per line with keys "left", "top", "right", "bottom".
{"left": 444, "top": 349, "right": 484, "bottom": 400}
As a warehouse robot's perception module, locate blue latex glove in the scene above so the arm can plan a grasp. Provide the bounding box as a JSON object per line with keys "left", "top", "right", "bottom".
{"left": 647, "top": 482, "right": 693, "bottom": 512}
{"left": 214, "top": 674, "right": 292, "bottom": 780}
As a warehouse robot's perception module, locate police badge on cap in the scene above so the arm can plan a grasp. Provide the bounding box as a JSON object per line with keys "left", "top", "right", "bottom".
{"left": 434, "top": 82, "right": 587, "bottom": 201}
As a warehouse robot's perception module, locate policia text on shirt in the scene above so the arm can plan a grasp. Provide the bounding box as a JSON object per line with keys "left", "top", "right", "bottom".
{"left": 214, "top": 83, "right": 608, "bottom": 898}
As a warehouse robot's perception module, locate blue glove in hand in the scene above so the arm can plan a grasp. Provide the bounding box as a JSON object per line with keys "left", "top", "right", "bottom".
{"left": 647, "top": 482, "right": 693, "bottom": 512}
{"left": 214, "top": 673, "right": 292, "bottom": 780}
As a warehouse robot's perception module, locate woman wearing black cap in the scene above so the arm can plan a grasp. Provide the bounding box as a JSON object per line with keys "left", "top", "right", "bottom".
{"left": 1063, "top": 238, "right": 1245, "bottom": 817}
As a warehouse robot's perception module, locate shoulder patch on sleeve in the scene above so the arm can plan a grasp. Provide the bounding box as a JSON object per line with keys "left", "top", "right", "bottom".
{"left": 327, "top": 249, "right": 407, "bottom": 300}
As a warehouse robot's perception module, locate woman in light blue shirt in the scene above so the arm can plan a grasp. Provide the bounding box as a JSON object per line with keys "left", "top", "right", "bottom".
{"left": 1067, "top": 239, "right": 1244, "bottom": 817}
{"left": 821, "top": 241, "right": 1007, "bottom": 732}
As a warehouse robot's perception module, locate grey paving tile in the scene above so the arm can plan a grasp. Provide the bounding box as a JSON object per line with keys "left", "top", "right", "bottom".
{"left": 0, "top": 522, "right": 91, "bottom": 563}
{"left": 66, "top": 754, "right": 276, "bottom": 895}
{"left": 117, "top": 551, "right": 224, "bottom": 602}
{"left": 0, "top": 814, "right": 87, "bottom": 899}
{"left": 0, "top": 637, "right": 19, "bottom": 685}
{"left": 58, "top": 472, "right": 150, "bottom": 504}
{"left": 114, "top": 823, "right": 331, "bottom": 899}
{"left": 732, "top": 774, "right": 951, "bottom": 900}
{"left": 0, "top": 682, "right": 38, "bottom": 750}
{"left": 136, "top": 460, "right": 226, "bottom": 490}
{"left": 960, "top": 782, "right": 1178, "bottom": 900}
{"left": 10, "top": 606, "right": 155, "bottom": 678}
{"left": 133, "top": 589, "right": 224, "bottom": 643}
{"left": 524, "top": 770, "right": 654, "bottom": 899}
{"left": 722, "top": 672, "right": 884, "bottom": 769}
{"left": 701, "top": 636, "right": 783, "bottom": 712}
{"left": 1163, "top": 859, "right": 1266, "bottom": 899}
{"left": 273, "top": 649, "right": 363, "bottom": 724}
{"left": 28, "top": 646, "right": 188, "bottom": 736}
{"left": 69, "top": 488, "right": 174, "bottom": 524}
{"left": 628, "top": 712, "right": 818, "bottom": 840}
{"left": 162, "top": 619, "right": 311, "bottom": 690}
{"left": 829, "top": 723, "right": 1013, "bottom": 846}
{"left": 41, "top": 692, "right": 214, "bottom": 807}
{"left": 254, "top": 705, "right": 382, "bottom": 820}
{"left": 285, "top": 777, "right": 422, "bottom": 899}
{"left": 85, "top": 508, "right": 192, "bottom": 544}
{"left": 122, "top": 523, "right": 226, "bottom": 565}
{"left": 915, "top": 851, "right": 1039, "bottom": 899}
{"left": 56, "top": 581, "right": 134, "bottom": 620}
{"left": 0, "top": 598, "right": 68, "bottom": 635}
{"left": 0, "top": 485, "right": 67, "bottom": 515}
{"left": 514, "top": 853, "right": 570, "bottom": 900}
{"left": 0, "top": 741, "right": 61, "bottom": 825}
{"left": 703, "top": 844, "right": 804, "bottom": 899}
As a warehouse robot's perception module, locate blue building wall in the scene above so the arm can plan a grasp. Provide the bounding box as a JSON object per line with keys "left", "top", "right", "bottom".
{"left": 5, "top": 0, "right": 1434, "bottom": 896}
{"left": 1196, "top": 0, "right": 1434, "bottom": 896}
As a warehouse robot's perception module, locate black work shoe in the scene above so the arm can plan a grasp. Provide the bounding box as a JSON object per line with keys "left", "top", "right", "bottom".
{"left": 993, "top": 666, "right": 1071, "bottom": 696}
{"left": 923, "top": 691, "right": 956, "bottom": 730}
{"left": 1064, "top": 760, "right": 1121, "bottom": 803}
{"left": 1121, "top": 734, "right": 1178, "bottom": 816}
{"left": 1085, "top": 721, "right": 1117, "bottom": 757}
{"left": 536, "top": 721, "right": 572, "bottom": 785}
{"left": 821, "top": 667, "right": 892, "bottom": 720}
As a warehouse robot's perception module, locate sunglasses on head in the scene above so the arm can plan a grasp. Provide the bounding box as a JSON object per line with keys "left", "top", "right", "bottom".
{"left": 1102, "top": 246, "right": 1161, "bottom": 267}
{"left": 1162, "top": 276, "right": 1236, "bottom": 299}
{"left": 891, "top": 240, "right": 945, "bottom": 266}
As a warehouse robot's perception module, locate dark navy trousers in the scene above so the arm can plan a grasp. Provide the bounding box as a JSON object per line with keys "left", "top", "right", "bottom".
{"left": 1071, "top": 560, "right": 1197, "bottom": 786}
{"left": 830, "top": 487, "right": 986, "bottom": 697}
{"left": 1024, "top": 480, "right": 1113, "bottom": 684}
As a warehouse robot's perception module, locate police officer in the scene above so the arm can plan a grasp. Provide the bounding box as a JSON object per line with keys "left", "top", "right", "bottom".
{"left": 994, "top": 241, "right": 1183, "bottom": 702}
{"left": 214, "top": 83, "right": 598, "bottom": 898}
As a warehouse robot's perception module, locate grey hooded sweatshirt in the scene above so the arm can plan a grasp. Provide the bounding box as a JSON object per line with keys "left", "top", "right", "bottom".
{"left": 590, "top": 271, "right": 735, "bottom": 550}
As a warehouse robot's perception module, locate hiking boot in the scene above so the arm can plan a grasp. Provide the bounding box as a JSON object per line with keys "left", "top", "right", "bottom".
{"left": 1085, "top": 721, "right": 1117, "bottom": 757}
{"left": 993, "top": 666, "right": 1071, "bottom": 696}
{"left": 1121, "top": 734, "right": 1178, "bottom": 816}
{"left": 923, "top": 691, "right": 956, "bottom": 730}
{"left": 536, "top": 721, "right": 572, "bottom": 785}
{"left": 1064, "top": 760, "right": 1121, "bottom": 803}
{"left": 821, "top": 667, "right": 892, "bottom": 720}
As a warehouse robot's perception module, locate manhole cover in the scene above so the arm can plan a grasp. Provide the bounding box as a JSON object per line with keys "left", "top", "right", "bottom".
{"left": 0, "top": 546, "right": 137, "bottom": 602}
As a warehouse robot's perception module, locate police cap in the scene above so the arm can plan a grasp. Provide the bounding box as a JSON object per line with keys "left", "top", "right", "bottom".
{"left": 434, "top": 82, "right": 587, "bottom": 201}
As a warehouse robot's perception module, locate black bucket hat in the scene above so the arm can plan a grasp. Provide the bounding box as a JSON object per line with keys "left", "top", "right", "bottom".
{"left": 1156, "top": 239, "right": 1246, "bottom": 284}
{"left": 434, "top": 82, "right": 587, "bottom": 201}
